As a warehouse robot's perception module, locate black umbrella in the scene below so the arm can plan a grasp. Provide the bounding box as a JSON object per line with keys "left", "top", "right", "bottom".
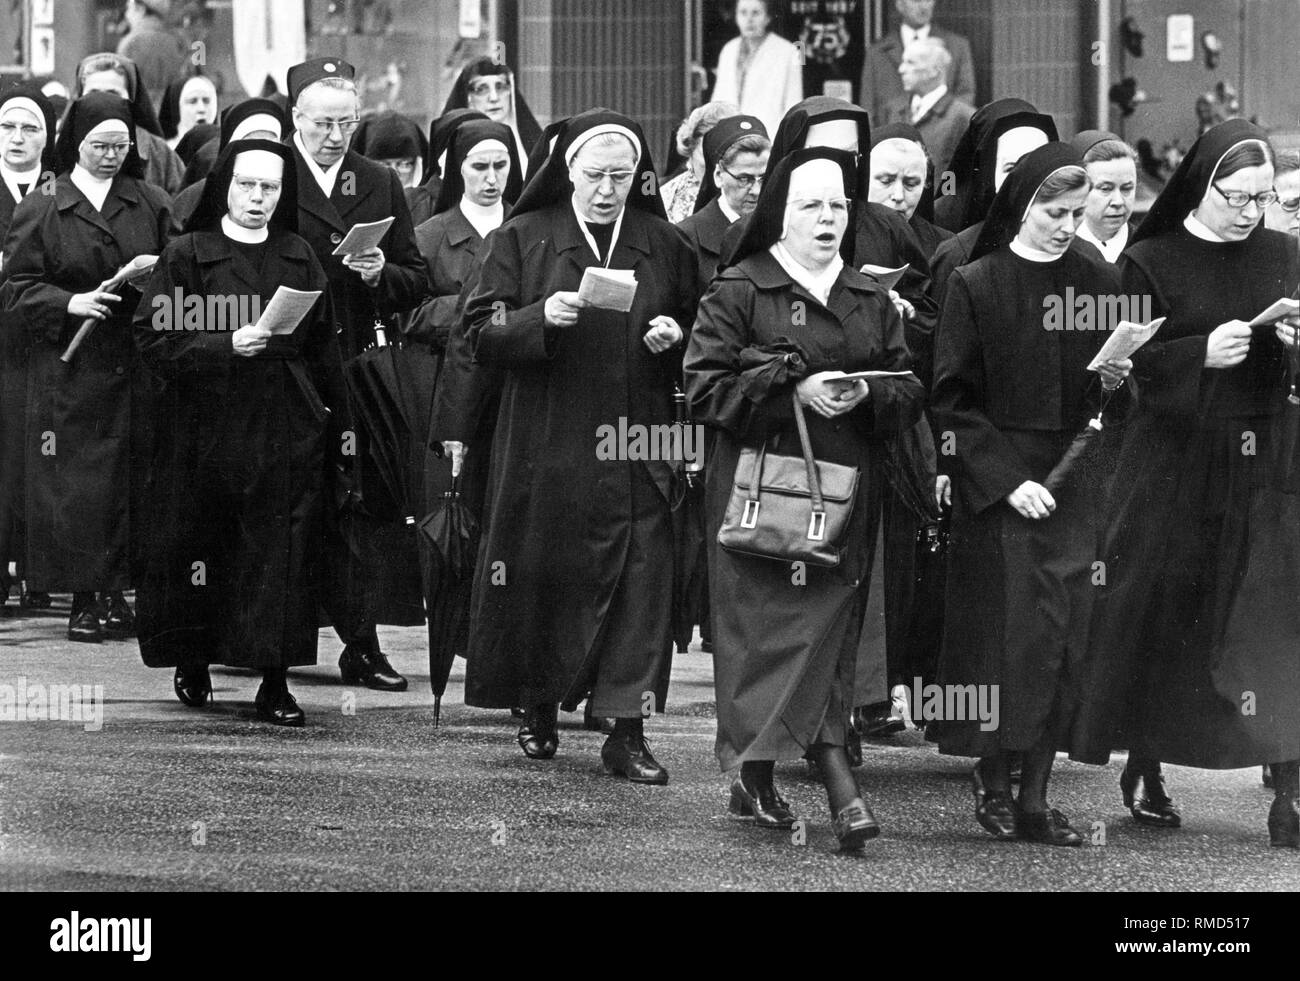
{"left": 1044, "top": 414, "right": 1105, "bottom": 496}
{"left": 419, "top": 473, "right": 481, "bottom": 725}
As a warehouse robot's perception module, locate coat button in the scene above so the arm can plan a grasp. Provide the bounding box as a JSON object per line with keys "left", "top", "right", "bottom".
{"left": 103, "top": 234, "right": 114, "bottom": 245}
{"left": 114, "top": 366, "right": 125, "bottom": 375}
{"left": 330, "top": 232, "right": 343, "bottom": 244}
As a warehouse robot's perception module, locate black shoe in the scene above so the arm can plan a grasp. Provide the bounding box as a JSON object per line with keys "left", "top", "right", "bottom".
{"left": 338, "top": 644, "right": 408, "bottom": 691}
{"left": 601, "top": 731, "right": 669, "bottom": 785}
{"left": 510, "top": 706, "right": 526, "bottom": 719}
{"left": 853, "top": 701, "right": 904, "bottom": 738}
{"left": 701, "top": 639, "right": 714, "bottom": 654}
{"left": 174, "top": 665, "right": 212, "bottom": 707}
{"left": 971, "top": 763, "right": 988, "bottom": 807}
{"left": 1016, "top": 806, "right": 1083, "bottom": 846}
{"left": 583, "top": 700, "right": 615, "bottom": 735}
{"left": 255, "top": 682, "right": 306, "bottom": 727}
{"left": 67, "top": 608, "right": 103, "bottom": 643}
{"left": 1268, "top": 797, "right": 1300, "bottom": 848}
{"left": 976, "top": 791, "right": 1018, "bottom": 839}
{"left": 831, "top": 797, "right": 880, "bottom": 850}
{"left": 728, "top": 775, "right": 797, "bottom": 829}
{"left": 1120, "top": 764, "right": 1181, "bottom": 828}
{"left": 517, "top": 704, "right": 558, "bottom": 760}
{"left": 100, "top": 591, "right": 135, "bottom": 639}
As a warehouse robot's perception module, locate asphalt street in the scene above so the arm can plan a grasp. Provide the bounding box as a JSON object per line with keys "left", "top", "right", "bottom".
{"left": 2, "top": 596, "right": 1297, "bottom": 891}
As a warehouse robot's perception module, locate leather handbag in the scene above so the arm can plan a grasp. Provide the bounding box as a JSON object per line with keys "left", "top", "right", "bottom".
{"left": 717, "top": 390, "right": 860, "bottom": 568}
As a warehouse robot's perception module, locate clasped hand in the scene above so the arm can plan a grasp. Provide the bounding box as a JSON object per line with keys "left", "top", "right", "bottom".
{"left": 543, "top": 291, "right": 683, "bottom": 352}
{"left": 796, "top": 371, "right": 870, "bottom": 419}
{"left": 232, "top": 324, "right": 271, "bottom": 356}
{"left": 343, "top": 246, "right": 385, "bottom": 287}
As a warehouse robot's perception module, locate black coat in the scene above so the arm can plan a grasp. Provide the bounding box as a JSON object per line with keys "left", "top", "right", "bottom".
{"left": 685, "top": 251, "right": 924, "bottom": 768}
{"left": 461, "top": 202, "right": 701, "bottom": 710}
{"left": 0, "top": 174, "right": 171, "bottom": 590}
{"left": 133, "top": 229, "right": 347, "bottom": 669}
{"left": 0, "top": 185, "right": 34, "bottom": 576}
{"left": 676, "top": 198, "right": 733, "bottom": 288}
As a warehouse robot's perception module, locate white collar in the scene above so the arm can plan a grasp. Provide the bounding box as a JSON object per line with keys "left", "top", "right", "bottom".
{"left": 221, "top": 214, "right": 269, "bottom": 244}
{"left": 0, "top": 161, "right": 40, "bottom": 205}
{"left": 910, "top": 84, "right": 947, "bottom": 121}
{"left": 571, "top": 197, "right": 626, "bottom": 266}
{"left": 901, "top": 23, "right": 931, "bottom": 45}
{"left": 294, "top": 130, "right": 345, "bottom": 197}
{"left": 717, "top": 194, "right": 742, "bottom": 224}
{"left": 1010, "top": 237, "right": 1065, "bottom": 263}
{"left": 459, "top": 195, "right": 504, "bottom": 239}
{"left": 1076, "top": 220, "right": 1128, "bottom": 262}
{"left": 71, "top": 164, "right": 113, "bottom": 211}
{"left": 1184, "top": 211, "right": 1228, "bottom": 242}
{"left": 770, "top": 241, "right": 844, "bottom": 306}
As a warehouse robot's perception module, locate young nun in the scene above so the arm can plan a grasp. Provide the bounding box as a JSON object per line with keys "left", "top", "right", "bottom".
{"left": 0, "top": 86, "right": 59, "bottom": 610}
{"left": 413, "top": 108, "right": 489, "bottom": 228}
{"left": 687, "top": 146, "right": 923, "bottom": 849}
{"left": 930, "top": 142, "right": 1132, "bottom": 847}
{"left": 461, "top": 109, "right": 700, "bottom": 782}
{"left": 927, "top": 99, "right": 1058, "bottom": 306}
{"left": 0, "top": 92, "right": 172, "bottom": 644}
{"left": 133, "top": 140, "right": 347, "bottom": 727}
{"left": 1078, "top": 120, "right": 1300, "bottom": 848}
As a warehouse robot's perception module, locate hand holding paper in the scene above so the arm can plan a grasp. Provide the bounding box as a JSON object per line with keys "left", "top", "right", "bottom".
{"left": 860, "top": 263, "right": 909, "bottom": 292}
{"left": 254, "top": 285, "right": 323, "bottom": 337}
{"left": 332, "top": 217, "right": 395, "bottom": 257}
{"left": 578, "top": 267, "right": 638, "bottom": 312}
{"left": 1086, "top": 317, "right": 1165, "bottom": 371}
{"left": 60, "top": 255, "right": 161, "bottom": 363}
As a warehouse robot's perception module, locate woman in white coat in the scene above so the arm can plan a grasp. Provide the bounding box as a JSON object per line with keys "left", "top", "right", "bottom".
{"left": 712, "top": 0, "right": 803, "bottom": 138}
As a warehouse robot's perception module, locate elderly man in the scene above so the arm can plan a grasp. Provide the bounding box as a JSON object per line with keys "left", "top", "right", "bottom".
{"left": 861, "top": 0, "right": 974, "bottom": 125}
{"left": 285, "top": 57, "right": 430, "bottom": 692}
{"left": 885, "top": 36, "right": 972, "bottom": 177}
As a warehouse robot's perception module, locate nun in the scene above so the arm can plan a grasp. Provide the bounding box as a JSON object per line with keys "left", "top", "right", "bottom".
{"left": 930, "top": 143, "right": 1131, "bottom": 846}
{"left": 73, "top": 52, "right": 185, "bottom": 195}
{"left": 158, "top": 75, "right": 219, "bottom": 150}
{"left": 0, "top": 92, "right": 172, "bottom": 643}
{"left": 685, "top": 147, "right": 923, "bottom": 848}
{"left": 133, "top": 139, "right": 346, "bottom": 727}
{"left": 413, "top": 108, "right": 489, "bottom": 228}
{"left": 1069, "top": 130, "right": 1140, "bottom": 265}
{"left": 867, "top": 122, "right": 953, "bottom": 261}
{"left": 461, "top": 109, "right": 701, "bottom": 782}
{"left": 0, "top": 86, "right": 58, "bottom": 611}
{"left": 1079, "top": 120, "right": 1300, "bottom": 848}
{"left": 169, "top": 98, "right": 286, "bottom": 233}
{"left": 677, "top": 113, "right": 770, "bottom": 286}
{"left": 439, "top": 57, "right": 542, "bottom": 179}
{"left": 927, "top": 99, "right": 1058, "bottom": 305}
{"left": 349, "top": 110, "right": 429, "bottom": 209}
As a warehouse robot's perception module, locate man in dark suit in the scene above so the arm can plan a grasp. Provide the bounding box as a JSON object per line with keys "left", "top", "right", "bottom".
{"left": 884, "top": 36, "right": 973, "bottom": 177}
{"left": 285, "top": 57, "right": 430, "bottom": 692}
{"left": 861, "top": 0, "right": 974, "bottom": 125}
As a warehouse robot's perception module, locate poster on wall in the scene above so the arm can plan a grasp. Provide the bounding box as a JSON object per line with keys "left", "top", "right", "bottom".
{"left": 1167, "top": 14, "right": 1194, "bottom": 62}
{"left": 31, "top": 0, "right": 54, "bottom": 28}
{"left": 782, "top": 0, "right": 866, "bottom": 103}
{"left": 29, "top": 27, "right": 55, "bottom": 75}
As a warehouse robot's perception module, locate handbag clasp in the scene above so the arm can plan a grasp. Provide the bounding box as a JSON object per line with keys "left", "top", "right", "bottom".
{"left": 741, "top": 499, "right": 760, "bottom": 529}
{"left": 807, "top": 510, "right": 826, "bottom": 541}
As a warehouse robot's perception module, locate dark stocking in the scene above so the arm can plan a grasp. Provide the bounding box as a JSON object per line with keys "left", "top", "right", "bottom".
{"left": 612, "top": 715, "right": 644, "bottom": 739}
{"left": 1272, "top": 760, "right": 1299, "bottom": 802}
{"left": 978, "top": 754, "right": 1012, "bottom": 796}
{"left": 1016, "top": 739, "right": 1057, "bottom": 814}
{"left": 740, "top": 760, "right": 775, "bottom": 792}
{"left": 810, "top": 743, "right": 859, "bottom": 813}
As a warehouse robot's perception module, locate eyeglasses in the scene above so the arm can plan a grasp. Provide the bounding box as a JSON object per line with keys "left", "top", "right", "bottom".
{"left": 1277, "top": 196, "right": 1300, "bottom": 214}
{"left": 232, "top": 175, "right": 283, "bottom": 195}
{"left": 1212, "top": 183, "right": 1279, "bottom": 209}
{"left": 720, "top": 166, "right": 764, "bottom": 190}
{"left": 0, "top": 122, "right": 43, "bottom": 139}
{"left": 299, "top": 115, "right": 361, "bottom": 135}
{"left": 467, "top": 80, "right": 511, "bottom": 98}
{"left": 85, "top": 140, "right": 132, "bottom": 157}
{"left": 577, "top": 168, "right": 635, "bottom": 186}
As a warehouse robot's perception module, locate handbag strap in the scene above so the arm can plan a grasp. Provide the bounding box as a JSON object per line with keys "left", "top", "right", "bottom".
{"left": 791, "top": 390, "right": 825, "bottom": 513}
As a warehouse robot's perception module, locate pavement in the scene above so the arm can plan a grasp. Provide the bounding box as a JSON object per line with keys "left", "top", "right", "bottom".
{"left": 1, "top": 595, "right": 1298, "bottom": 891}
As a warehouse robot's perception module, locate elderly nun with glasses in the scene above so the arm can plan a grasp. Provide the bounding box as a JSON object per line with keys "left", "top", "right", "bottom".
{"left": 0, "top": 91, "right": 172, "bottom": 644}
{"left": 461, "top": 109, "right": 702, "bottom": 783}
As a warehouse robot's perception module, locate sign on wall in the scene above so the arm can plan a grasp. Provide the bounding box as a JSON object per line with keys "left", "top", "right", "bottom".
{"left": 1167, "top": 14, "right": 1195, "bottom": 62}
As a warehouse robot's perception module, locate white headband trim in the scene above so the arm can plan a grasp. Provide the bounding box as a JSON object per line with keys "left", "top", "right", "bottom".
{"left": 564, "top": 124, "right": 641, "bottom": 167}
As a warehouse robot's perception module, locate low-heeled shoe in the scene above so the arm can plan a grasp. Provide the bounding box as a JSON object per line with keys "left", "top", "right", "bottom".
{"left": 100, "top": 591, "right": 136, "bottom": 639}
{"left": 831, "top": 797, "right": 880, "bottom": 850}
{"left": 728, "top": 777, "right": 797, "bottom": 829}
{"left": 1016, "top": 806, "right": 1083, "bottom": 846}
{"left": 174, "top": 665, "right": 213, "bottom": 707}
{"left": 1268, "top": 797, "right": 1300, "bottom": 849}
{"left": 975, "top": 791, "right": 1018, "bottom": 839}
{"left": 601, "top": 732, "right": 669, "bottom": 785}
{"left": 338, "top": 644, "right": 408, "bottom": 691}
{"left": 67, "top": 608, "right": 103, "bottom": 644}
{"left": 1120, "top": 766, "right": 1181, "bottom": 828}
{"left": 517, "top": 723, "right": 558, "bottom": 760}
{"left": 255, "top": 683, "right": 306, "bottom": 727}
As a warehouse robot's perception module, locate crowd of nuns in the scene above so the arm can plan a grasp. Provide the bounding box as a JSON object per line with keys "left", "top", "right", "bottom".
{"left": 1, "top": 49, "right": 1298, "bottom": 854}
